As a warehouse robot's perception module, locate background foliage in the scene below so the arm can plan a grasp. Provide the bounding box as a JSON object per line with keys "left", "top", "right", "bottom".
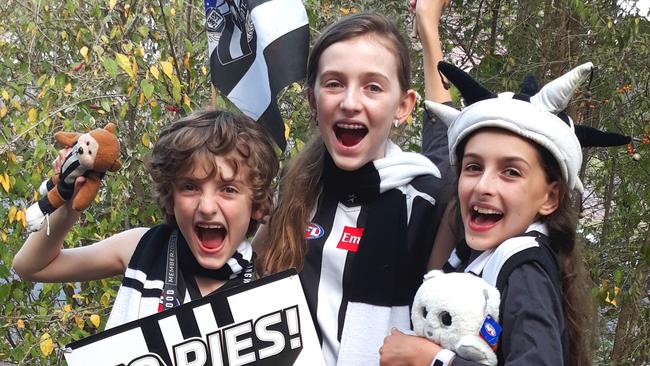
{"left": 1, "top": 0, "right": 648, "bottom": 364}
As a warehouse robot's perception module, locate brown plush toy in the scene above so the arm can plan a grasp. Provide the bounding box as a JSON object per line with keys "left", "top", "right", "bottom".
{"left": 25, "top": 123, "right": 122, "bottom": 232}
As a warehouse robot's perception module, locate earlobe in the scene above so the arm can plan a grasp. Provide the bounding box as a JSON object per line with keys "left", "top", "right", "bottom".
{"left": 252, "top": 206, "right": 266, "bottom": 222}
{"left": 539, "top": 182, "right": 560, "bottom": 216}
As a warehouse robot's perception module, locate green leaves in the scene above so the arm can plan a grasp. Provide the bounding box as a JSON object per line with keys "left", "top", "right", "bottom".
{"left": 102, "top": 57, "right": 118, "bottom": 78}
{"left": 141, "top": 79, "right": 154, "bottom": 99}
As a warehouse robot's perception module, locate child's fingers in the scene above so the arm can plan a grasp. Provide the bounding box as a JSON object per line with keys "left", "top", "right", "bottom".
{"left": 53, "top": 148, "right": 71, "bottom": 172}
{"left": 73, "top": 176, "right": 87, "bottom": 193}
{"left": 408, "top": 0, "right": 417, "bottom": 13}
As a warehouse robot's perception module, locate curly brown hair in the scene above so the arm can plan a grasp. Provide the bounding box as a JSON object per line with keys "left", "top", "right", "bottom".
{"left": 146, "top": 109, "right": 279, "bottom": 236}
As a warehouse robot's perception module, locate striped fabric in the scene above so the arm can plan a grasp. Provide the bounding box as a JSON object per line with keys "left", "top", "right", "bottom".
{"left": 300, "top": 141, "right": 447, "bottom": 365}
{"left": 106, "top": 224, "right": 253, "bottom": 329}
{"left": 204, "top": 0, "right": 309, "bottom": 149}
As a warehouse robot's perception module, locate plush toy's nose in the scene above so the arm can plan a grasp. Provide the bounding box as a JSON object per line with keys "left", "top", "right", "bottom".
{"left": 77, "top": 146, "right": 84, "bottom": 155}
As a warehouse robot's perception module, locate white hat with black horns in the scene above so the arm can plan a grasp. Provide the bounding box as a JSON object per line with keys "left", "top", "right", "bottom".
{"left": 425, "top": 62, "right": 631, "bottom": 193}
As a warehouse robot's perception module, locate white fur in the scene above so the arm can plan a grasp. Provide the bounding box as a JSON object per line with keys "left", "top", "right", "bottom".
{"left": 411, "top": 270, "right": 500, "bottom": 366}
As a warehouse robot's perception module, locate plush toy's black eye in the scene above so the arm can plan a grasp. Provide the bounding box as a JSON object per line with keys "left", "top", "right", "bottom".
{"left": 86, "top": 141, "right": 90, "bottom": 146}
{"left": 439, "top": 311, "right": 452, "bottom": 326}
{"left": 421, "top": 306, "right": 428, "bottom": 319}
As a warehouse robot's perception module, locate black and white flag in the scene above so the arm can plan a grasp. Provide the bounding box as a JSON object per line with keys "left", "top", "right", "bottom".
{"left": 204, "top": 0, "right": 309, "bottom": 150}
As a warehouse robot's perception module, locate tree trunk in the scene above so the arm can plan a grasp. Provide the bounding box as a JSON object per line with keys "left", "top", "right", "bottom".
{"left": 487, "top": 0, "right": 501, "bottom": 56}
{"left": 599, "top": 157, "right": 617, "bottom": 244}
{"left": 610, "top": 214, "right": 650, "bottom": 363}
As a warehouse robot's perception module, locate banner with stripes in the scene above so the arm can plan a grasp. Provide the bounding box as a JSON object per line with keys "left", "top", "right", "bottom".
{"left": 204, "top": 0, "right": 309, "bottom": 150}
{"left": 64, "top": 270, "right": 325, "bottom": 366}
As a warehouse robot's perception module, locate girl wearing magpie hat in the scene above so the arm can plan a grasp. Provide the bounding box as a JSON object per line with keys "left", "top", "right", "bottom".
{"left": 380, "top": 62, "right": 630, "bottom": 366}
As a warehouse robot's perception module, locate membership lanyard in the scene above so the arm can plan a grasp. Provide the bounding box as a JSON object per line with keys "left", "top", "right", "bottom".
{"left": 159, "top": 229, "right": 182, "bottom": 312}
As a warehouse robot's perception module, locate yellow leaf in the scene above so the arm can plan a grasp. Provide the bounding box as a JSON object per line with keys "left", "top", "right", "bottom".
{"left": 40, "top": 333, "right": 54, "bottom": 356}
{"left": 0, "top": 106, "right": 7, "bottom": 118}
{"left": 160, "top": 60, "right": 174, "bottom": 79}
{"left": 170, "top": 7, "right": 176, "bottom": 16}
{"left": 131, "top": 60, "right": 138, "bottom": 79}
{"left": 64, "top": 83, "right": 72, "bottom": 94}
{"left": 63, "top": 304, "right": 72, "bottom": 313}
{"left": 8, "top": 152, "right": 16, "bottom": 163}
{"left": 8, "top": 206, "right": 16, "bottom": 223}
{"left": 406, "top": 114, "right": 413, "bottom": 125}
{"left": 183, "top": 53, "right": 190, "bottom": 69}
{"left": 339, "top": 7, "right": 350, "bottom": 15}
{"left": 28, "top": 108, "right": 38, "bottom": 123}
{"left": 138, "top": 92, "right": 145, "bottom": 106}
{"left": 115, "top": 52, "right": 134, "bottom": 79}
{"left": 605, "top": 292, "right": 617, "bottom": 307}
{"left": 16, "top": 319, "right": 25, "bottom": 329}
{"left": 150, "top": 65, "right": 160, "bottom": 80}
{"left": 17, "top": 209, "right": 26, "bottom": 228}
{"left": 1, "top": 90, "right": 8, "bottom": 100}
{"left": 11, "top": 99, "right": 21, "bottom": 111}
{"left": 74, "top": 314, "right": 85, "bottom": 329}
{"left": 137, "top": 47, "right": 145, "bottom": 58}
{"left": 108, "top": 0, "right": 117, "bottom": 10}
{"left": 80, "top": 46, "right": 89, "bottom": 62}
{"left": 1, "top": 230, "right": 7, "bottom": 242}
{"left": 201, "top": 65, "right": 207, "bottom": 76}
{"left": 90, "top": 314, "right": 101, "bottom": 328}
{"left": 101, "top": 292, "right": 112, "bottom": 307}
{"left": 284, "top": 122, "right": 291, "bottom": 141}
{"left": 141, "top": 132, "right": 150, "bottom": 147}
{"left": 183, "top": 94, "right": 190, "bottom": 108}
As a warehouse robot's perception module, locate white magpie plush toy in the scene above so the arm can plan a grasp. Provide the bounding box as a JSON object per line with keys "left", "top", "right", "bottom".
{"left": 411, "top": 270, "right": 501, "bottom": 366}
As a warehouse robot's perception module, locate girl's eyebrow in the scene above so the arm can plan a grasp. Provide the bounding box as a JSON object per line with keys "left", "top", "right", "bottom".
{"left": 463, "top": 152, "right": 532, "bottom": 167}
{"left": 319, "top": 70, "right": 390, "bottom": 83}
{"left": 462, "top": 152, "right": 482, "bottom": 160}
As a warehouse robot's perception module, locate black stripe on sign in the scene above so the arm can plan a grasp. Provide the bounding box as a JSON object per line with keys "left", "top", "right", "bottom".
{"left": 210, "top": 293, "right": 235, "bottom": 327}
{"left": 141, "top": 320, "right": 173, "bottom": 366}
{"left": 177, "top": 307, "right": 202, "bottom": 340}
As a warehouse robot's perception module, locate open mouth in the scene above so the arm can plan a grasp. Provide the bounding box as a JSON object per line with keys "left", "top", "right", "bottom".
{"left": 195, "top": 223, "right": 226, "bottom": 251}
{"left": 470, "top": 205, "right": 503, "bottom": 226}
{"left": 335, "top": 123, "right": 367, "bottom": 147}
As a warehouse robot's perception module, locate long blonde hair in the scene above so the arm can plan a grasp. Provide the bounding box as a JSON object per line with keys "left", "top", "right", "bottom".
{"left": 261, "top": 13, "right": 412, "bottom": 274}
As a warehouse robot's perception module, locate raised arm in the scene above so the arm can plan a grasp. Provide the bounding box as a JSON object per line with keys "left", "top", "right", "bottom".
{"left": 12, "top": 151, "right": 144, "bottom": 282}
{"left": 415, "top": 0, "right": 451, "bottom": 103}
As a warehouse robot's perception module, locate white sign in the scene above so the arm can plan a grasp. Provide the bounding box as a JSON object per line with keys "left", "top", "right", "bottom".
{"left": 65, "top": 270, "right": 325, "bottom": 366}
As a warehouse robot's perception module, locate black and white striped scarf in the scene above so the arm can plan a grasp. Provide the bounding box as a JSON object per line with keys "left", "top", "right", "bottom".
{"left": 107, "top": 224, "right": 254, "bottom": 328}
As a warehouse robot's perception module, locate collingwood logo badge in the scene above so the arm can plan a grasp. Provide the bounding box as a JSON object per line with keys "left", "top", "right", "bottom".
{"left": 206, "top": 0, "right": 255, "bottom": 65}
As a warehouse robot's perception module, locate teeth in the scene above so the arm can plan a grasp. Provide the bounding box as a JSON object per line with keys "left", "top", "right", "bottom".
{"left": 197, "top": 223, "right": 224, "bottom": 229}
{"left": 473, "top": 206, "right": 502, "bottom": 215}
{"left": 336, "top": 123, "right": 365, "bottom": 130}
